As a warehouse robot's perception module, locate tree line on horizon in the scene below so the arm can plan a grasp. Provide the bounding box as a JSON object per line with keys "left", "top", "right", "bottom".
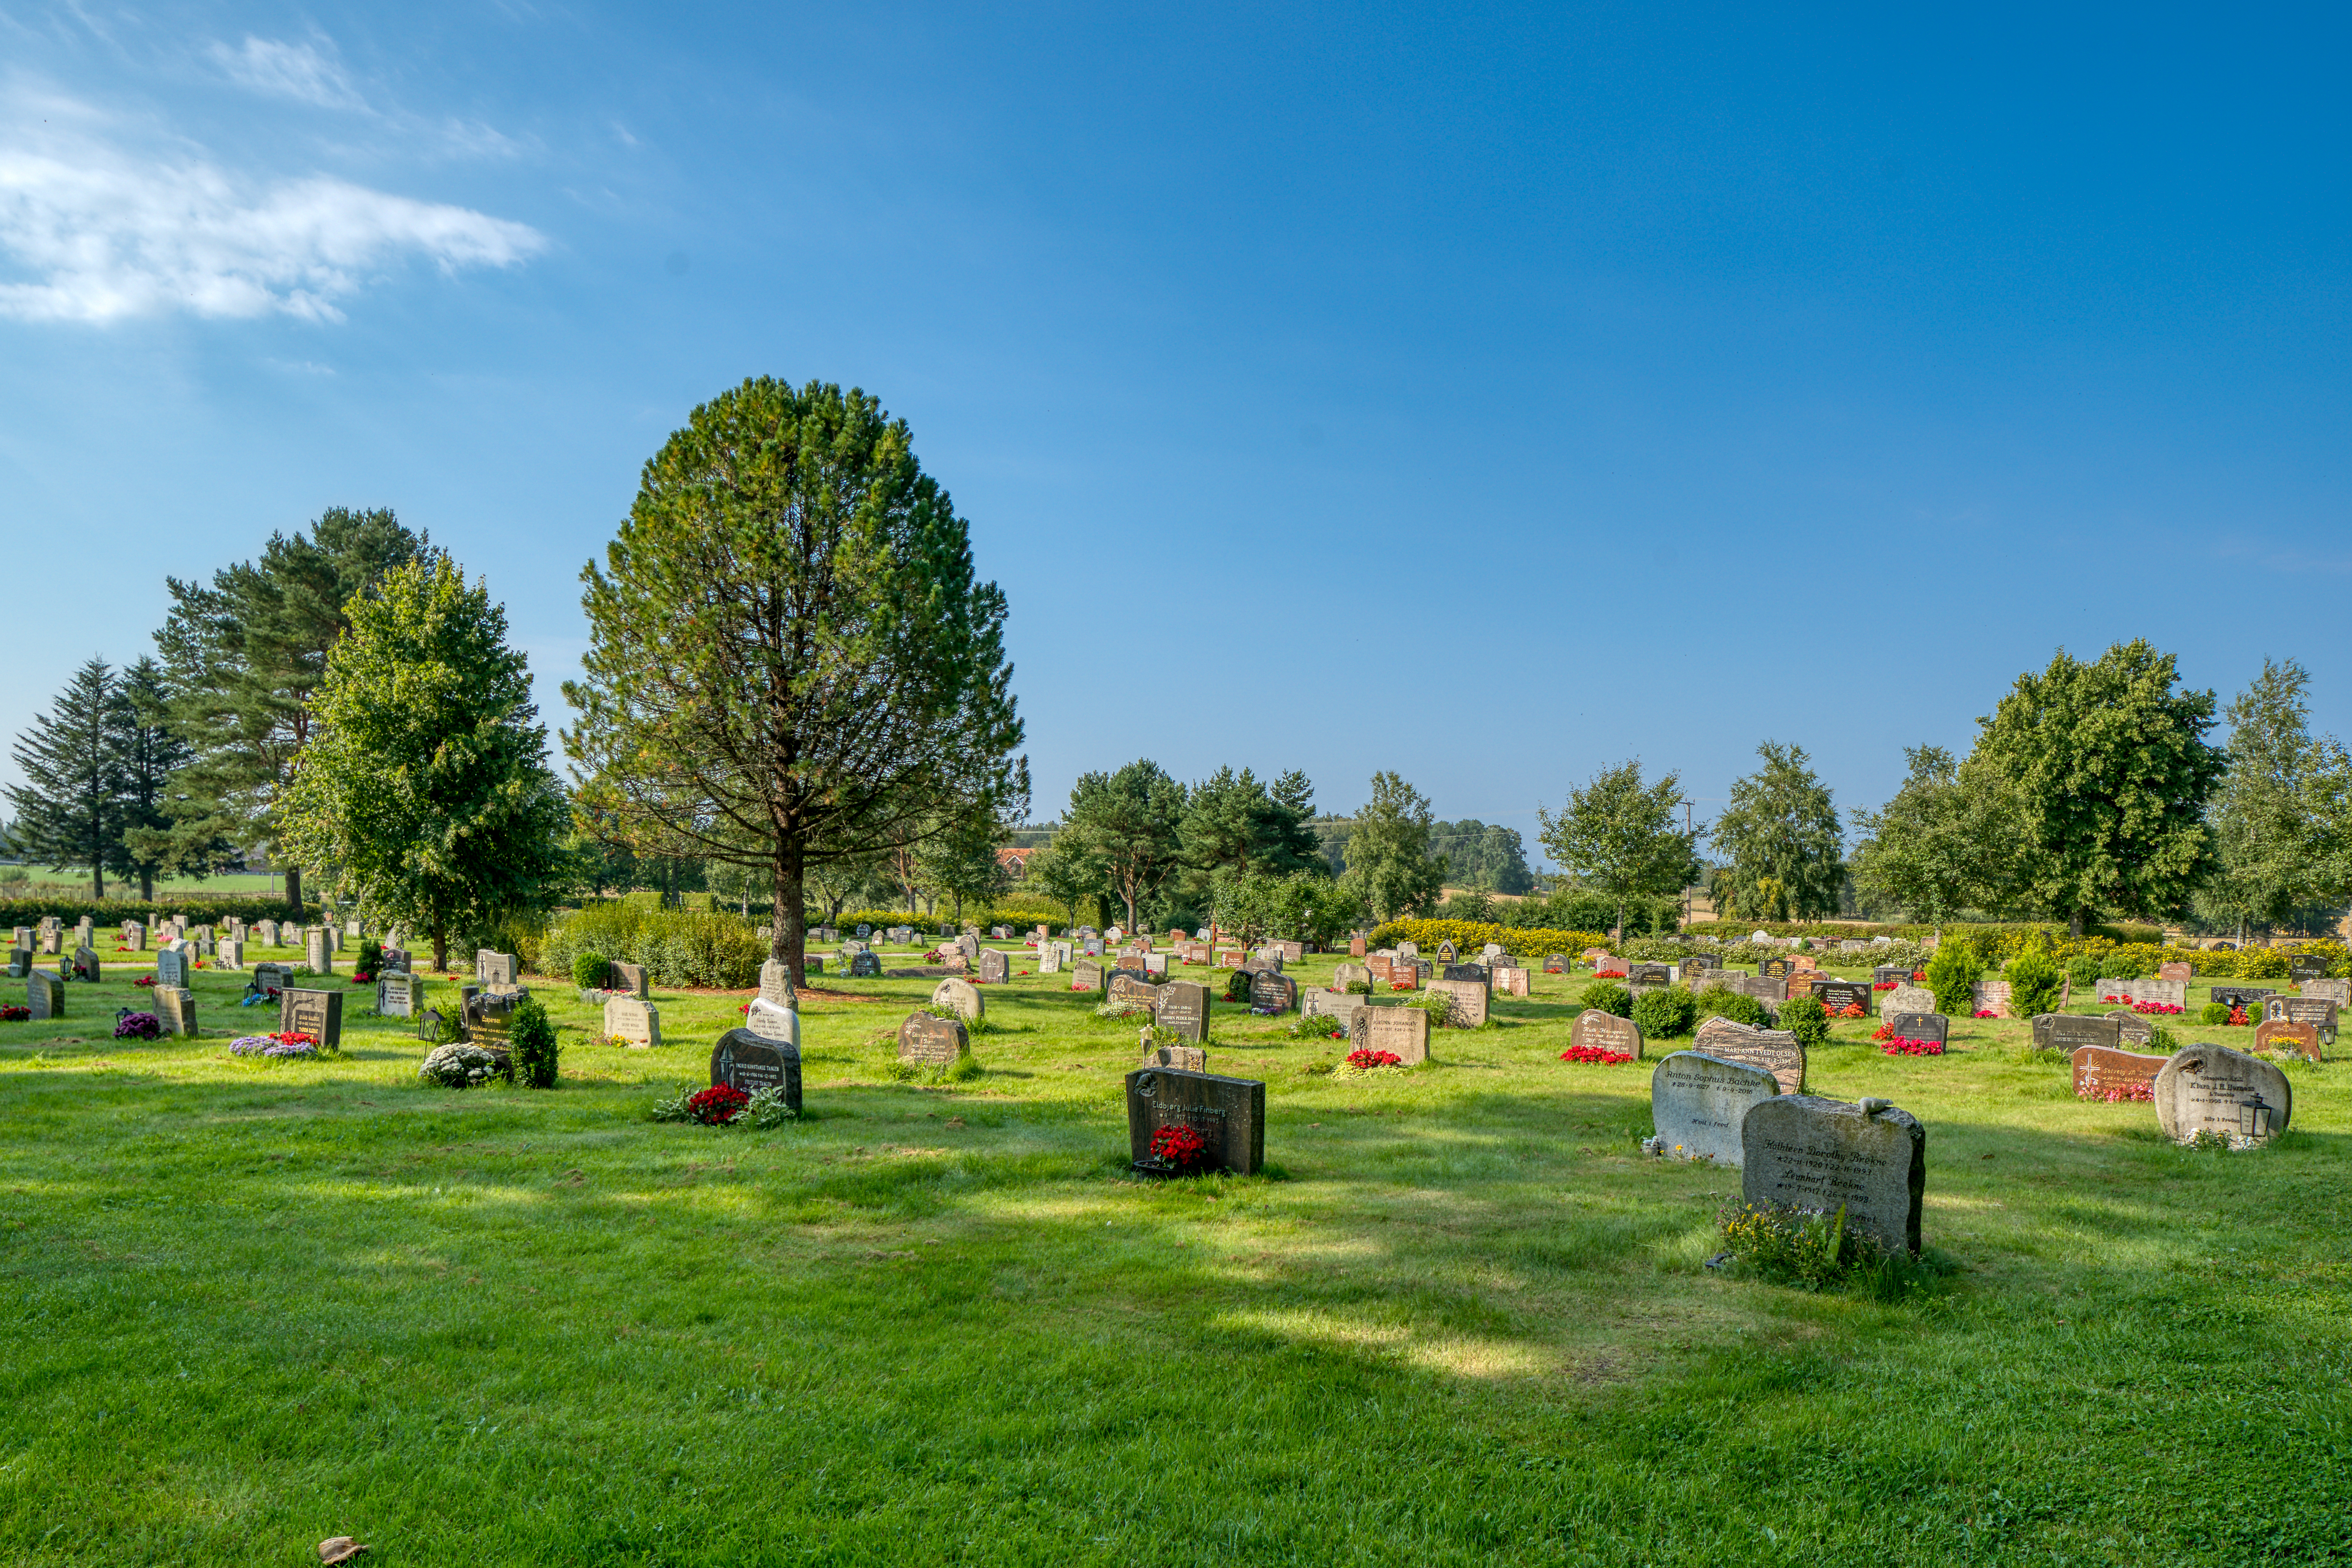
{"left": 6, "top": 378, "right": 2340, "bottom": 973}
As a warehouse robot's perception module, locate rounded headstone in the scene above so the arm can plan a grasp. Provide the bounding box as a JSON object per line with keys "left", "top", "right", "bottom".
{"left": 1650, "top": 1051, "right": 1780, "bottom": 1165}
{"left": 2154, "top": 1044, "right": 2291, "bottom": 1146}
{"left": 931, "top": 976, "right": 985, "bottom": 1022}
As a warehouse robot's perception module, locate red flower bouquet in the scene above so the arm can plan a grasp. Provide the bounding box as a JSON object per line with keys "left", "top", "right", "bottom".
{"left": 1345, "top": 1047, "right": 1402, "bottom": 1069}
{"left": 1879, "top": 1037, "right": 1944, "bottom": 1056}
{"left": 0, "top": 1006, "right": 27, "bottom": 1022}
{"left": 1560, "top": 1045, "right": 1634, "bottom": 1065}
{"left": 686, "top": 1085, "right": 751, "bottom": 1125}
{"left": 1149, "top": 1122, "right": 1210, "bottom": 1172}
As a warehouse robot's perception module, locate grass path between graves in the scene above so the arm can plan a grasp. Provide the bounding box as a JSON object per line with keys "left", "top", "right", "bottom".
{"left": 2, "top": 948, "right": 2348, "bottom": 1566}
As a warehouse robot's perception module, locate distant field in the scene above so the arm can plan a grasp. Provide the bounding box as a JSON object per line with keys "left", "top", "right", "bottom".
{"left": 0, "top": 866, "right": 287, "bottom": 897}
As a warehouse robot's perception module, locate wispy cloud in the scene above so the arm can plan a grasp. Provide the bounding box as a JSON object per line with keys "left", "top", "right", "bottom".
{"left": 0, "top": 98, "right": 546, "bottom": 323}
{"left": 206, "top": 35, "right": 366, "bottom": 111}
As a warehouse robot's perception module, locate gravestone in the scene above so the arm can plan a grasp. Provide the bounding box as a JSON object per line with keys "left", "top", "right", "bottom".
{"left": 849, "top": 951, "right": 882, "bottom": 978}
{"left": 2, "top": 948, "right": 26, "bottom": 980}
{"left": 1544, "top": 954, "right": 1568, "bottom": 975}
{"left": 1628, "top": 963, "right": 1673, "bottom": 989}
{"left": 1071, "top": 960, "right": 1106, "bottom": 995}
{"left": 476, "top": 949, "right": 517, "bottom": 987}
{"left": 156, "top": 947, "right": 188, "bottom": 988}
{"left": 1742, "top": 1096, "right": 1926, "bottom": 1255}
{"left": 1039, "top": 946, "right": 1062, "bottom": 975}
{"left": 603, "top": 996, "right": 662, "bottom": 1048}
{"left": 124, "top": 921, "right": 146, "bottom": 951}
{"left": 942, "top": 951, "right": 970, "bottom": 976}
{"left": 2071, "top": 1045, "right": 2169, "bottom": 1098}
{"left": 1155, "top": 980, "right": 1212, "bottom": 1042}
{"left": 610, "top": 961, "right": 648, "bottom": 998}
{"left": 74, "top": 946, "right": 102, "bottom": 982}
{"left": 1083, "top": 938, "right": 1104, "bottom": 957}
{"left": 1570, "top": 1008, "right": 1642, "bottom": 1060}
{"left": 1362, "top": 1005, "right": 1431, "bottom": 1064}
{"left": 1883, "top": 984, "right": 1936, "bottom": 1019}
{"left": 1271, "top": 940, "right": 1304, "bottom": 963}
{"left": 1442, "top": 962, "right": 1489, "bottom": 984}
{"left": 1367, "top": 956, "right": 1394, "bottom": 985}
{"left": 1729, "top": 974, "right": 1787, "bottom": 1004}
{"left": 28, "top": 969, "right": 63, "bottom": 1019}
{"left": 38, "top": 921, "right": 60, "bottom": 955}
{"left": 1493, "top": 965, "right": 1530, "bottom": 997}
{"left": 1141, "top": 952, "right": 1169, "bottom": 978}
{"left": 1408, "top": 959, "right": 1433, "bottom": 985}
{"left": 1125, "top": 1067, "right": 1265, "bottom": 1175}
{"left": 1425, "top": 977, "right": 1488, "bottom": 1027}
{"left": 2032, "top": 1013, "right": 2123, "bottom": 1053}
{"left": 1436, "top": 941, "right": 1457, "bottom": 963}
{"left": 256, "top": 920, "right": 280, "bottom": 947}
{"left": 710, "top": 1029, "right": 802, "bottom": 1111}
{"left": 745, "top": 995, "right": 801, "bottom": 1047}
{"left": 1812, "top": 978, "right": 1872, "bottom": 1014}
{"left": 1839, "top": 940, "right": 1867, "bottom": 954}
{"left": 1759, "top": 956, "right": 1793, "bottom": 980}
{"left": 931, "top": 977, "right": 985, "bottom": 1022}
{"left": 2288, "top": 953, "right": 2328, "bottom": 981}
{"left": 1246, "top": 949, "right": 1284, "bottom": 974}
{"left": 2298, "top": 977, "right": 2352, "bottom": 1008}
{"left": 2156, "top": 961, "right": 2193, "bottom": 982}
{"left": 1248, "top": 971, "right": 1298, "bottom": 1014}
{"left": 856, "top": 924, "right": 873, "bottom": 940}
{"left": 1349, "top": 936, "right": 1367, "bottom": 958}
{"left": 1108, "top": 973, "right": 1158, "bottom": 1011}
{"left": 1301, "top": 989, "right": 1366, "bottom": 1037}
{"left": 1334, "top": 962, "right": 1369, "bottom": 992}
{"left": 1970, "top": 980, "right": 2013, "bottom": 1018}
{"left": 758, "top": 959, "right": 798, "bottom": 1011}
{"left": 1141, "top": 1037, "right": 1208, "bottom": 1071}
{"left": 2106, "top": 1009, "right": 2156, "bottom": 1046}
{"left": 977, "top": 948, "right": 1011, "bottom": 984}
{"left": 2254, "top": 1018, "right": 2322, "bottom": 1061}
{"left": 278, "top": 987, "right": 343, "bottom": 1051}
{"left": 1650, "top": 1051, "right": 1780, "bottom": 1165}
{"left": 158, "top": 985, "right": 198, "bottom": 1037}
{"left": 1691, "top": 1016, "right": 1806, "bottom": 1094}
{"left": 1682, "top": 952, "right": 1717, "bottom": 975}
{"left": 1104, "top": 926, "right": 1124, "bottom": 944}
{"left": 2154, "top": 1044, "right": 2290, "bottom": 1147}
{"left": 2263, "top": 995, "right": 2338, "bottom": 1044}
{"left": 376, "top": 971, "right": 421, "bottom": 1019}
{"left": 1790, "top": 955, "right": 1817, "bottom": 973}
{"left": 1882, "top": 1011, "right": 1948, "bottom": 1046}
{"left": 991, "top": 926, "right": 1011, "bottom": 941}
{"left": 1396, "top": 941, "right": 1419, "bottom": 960}
{"left": 898, "top": 1011, "right": 970, "bottom": 1067}
{"left": 1870, "top": 965, "right": 1910, "bottom": 985}
{"left": 1216, "top": 949, "right": 1241, "bottom": 968}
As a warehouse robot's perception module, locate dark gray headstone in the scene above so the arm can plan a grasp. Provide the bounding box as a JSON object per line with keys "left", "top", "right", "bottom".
{"left": 612, "top": 960, "right": 648, "bottom": 998}
{"left": 1544, "top": 954, "right": 1568, "bottom": 974}
{"left": 1741, "top": 1096, "right": 1926, "bottom": 1255}
{"left": 278, "top": 987, "right": 343, "bottom": 1051}
{"left": 158, "top": 985, "right": 198, "bottom": 1038}
{"left": 897, "top": 1011, "right": 969, "bottom": 1066}
{"left": 849, "top": 951, "right": 881, "bottom": 978}
{"left": 2288, "top": 953, "right": 2328, "bottom": 981}
{"left": 1812, "top": 978, "right": 1872, "bottom": 1014}
{"left": 1883, "top": 1011, "right": 1949, "bottom": 1046}
{"left": 1125, "top": 1066, "right": 1265, "bottom": 1175}
{"left": 1441, "top": 963, "right": 1489, "bottom": 984}
{"left": 1155, "top": 980, "right": 1212, "bottom": 1042}
{"left": 977, "top": 948, "right": 1010, "bottom": 984}
{"left": 1071, "top": 959, "right": 1105, "bottom": 994}
{"left": 1628, "top": 963, "right": 1672, "bottom": 987}
{"left": 28, "top": 969, "right": 63, "bottom": 1018}
{"left": 1248, "top": 971, "right": 1298, "bottom": 1014}
{"left": 2208, "top": 985, "right": 2274, "bottom": 1009}
{"left": 2031, "top": 1012, "right": 2122, "bottom": 1053}
{"left": 156, "top": 947, "right": 188, "bottom": 988}
{"left": 710, "top": 1029, "right": 802, "bottom": 1111}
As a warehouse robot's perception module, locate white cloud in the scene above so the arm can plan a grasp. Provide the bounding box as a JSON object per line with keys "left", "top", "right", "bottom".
{"left": 0, "top": 109, "right": 547, "bottom": 323}
{"left": 207, "top": 35, "right": 366, "bottom": 111}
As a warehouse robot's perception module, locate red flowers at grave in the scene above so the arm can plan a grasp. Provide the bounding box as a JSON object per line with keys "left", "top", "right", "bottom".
{"left": 1879, "top": 1037, "right": 1944, "bottom": 1056}
{"left": 1559, "top": 1045, "right": 1634, "bottom": 1065}
{"left": 1873, "top": 980, "right": 1898, "bottom": 991}
{"left": 134, "top": 974, "right": 156, "bottom": 987}
{"left": 0, "top": 1006, "right": 27, "bottom": 1022}
{"left": 1593, "top": 969, "right": 1627, "bottom": 980}
{"left": 685, "top": 1084, "right": 750, "bottom": 1125}
{"left": 1973, "top": 1010, "right": 1997, "bottom": 1019}
{"left": 1149, "top": 1122, "right": 1209, "bottom": 1172}
{"left": 1835, "top": 1003, "right": 1866, "bottom": 1019}
{"left": 351, "top": 970, "right": 375, "bottom": 984}
{"left": 1912, "top": 970, "right": 1927, "bottom": 981}
{"left": 2083, "top": 1082, "right": 2154, "bottom": 1103}
{"left": 2129, "top": 1001, "right": 2181, "bottom": 1015}
{"left": 1346, "top": 1048, "right": 1403, "bottom": 1069}
{"left": 272, "top": 1031, "right": 317, "bottom": 1049}
{"left": 1390, "top": 981, "right": 1414, "bottom": 991}
{"left": 2228, "top": 1007, "right": 2250, "bottom": 1027}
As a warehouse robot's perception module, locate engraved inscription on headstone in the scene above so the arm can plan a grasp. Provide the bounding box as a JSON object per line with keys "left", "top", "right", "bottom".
{"left": 1300, "top": 989, "right": 1367, "bottom": 1037}
{"left": 1492, "top": 964, "right": 1530, "bottom": 997}
{"left": 977, "top": 948, "right": 1010, "bottom": 984}
{"left": 1691, "top": 1016, "right": 1806, "bottom": 1095}
{"left": 2105, "top": 1009, "right": 2156, "bottom": 1046}
{"left": 1039, "top": 945, "right": 1062, "bottom": 975}
{"left": 1362, "top": 1005, "right": 1430, "bottom": 1065}
{"left": 610, "top": 960, "right": 648, "bottom": 998}
{"left": 1425, "top": 977, "right": 1488, "bottom": 1027}
{"left": 1071, "top": 959, "right": 1106, "bottom": 994}
{"left": 1759, "top": 956, "right": 1792, "bottom": 980}
{"left": 1247, "top": 971, "right": 1298, "bottom": 1014}
{"left": 1544, "top": 954, "right": 1568, "bottom": 975}
{"left": 2297, "top": 977, "right": 2352, "bottom": 1008}
{"left": 2254, "top": 1018, "right": 2322, "bottom": 1061}
{"left": 1441, "top": 962, "right": 1489, "bottom": 984}
{"left": 1628, "top": 962, "right": 1673, "bottom": 988}
{"left": 1882, "top": 1011, "right": 1948, "bottom": 1046}
{"left": 603, "top": 996, "right": 662, "bottom": 1048}
{"left": 2032, "top": 1013, "right": 2123, "bottom": 1053}
{"left": 158, "top": 985, "right": 198, "bottom": 1037}
{"left": 1650, "top": 1051, "right": 1779, "bottom": 1165}
{"left": 156, "top": 947, "right": 188, "bottom": 988}
{"left": 1741, "top": 1096, "right": 1926, "bottom": 1255}
{"left": 898, "top": 1011, "right": 969, "bottom": 1066}
{"left": 376, "top": 971, "right": 421, "bottom": 1018}
{"left": 28, "top": 968, "right": 64, "bottom": 1019}
{"left": 1812, "top": 978, "right": 1872, "bottom": 1014}
{"left": 2262, "top": 995, "right": 2338, "bottom": 1044}
{"left": 2288, "top": 953, "right": 2328, "bottom": 982}
{"left": 2154, "top": 1044, "right": 2290, "bottom": 1147}
{"left": 1155, "top": 980, "right": 1212, "bottom": 1042}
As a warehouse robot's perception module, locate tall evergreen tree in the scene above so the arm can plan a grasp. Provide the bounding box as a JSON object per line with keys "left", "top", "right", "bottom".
{"left": 1965, "top": 641, "right": 2225, "bottom": 935}
{"left": 1340, "top": 771, "right": 1447, "bottom": 922}
{"left": 112, "top": 657, "right": 192, "bottom": 900}
{"left": 564, "top": 378, "right": 1027, "bottom": 986}
{"left": 5, "top": 658, "right": 123, "bottom": 899}
{"left": 2197, "top": 657, "right": 2345, "bottom": 939}
{"left": 155, "top": 507, "right": 429, "bottom": 906}
{"left": 277, "top": 556, "right": 569, "bottom": 971}
{"left": 1709, "top": 742, "right": 1844, "bottom": 922}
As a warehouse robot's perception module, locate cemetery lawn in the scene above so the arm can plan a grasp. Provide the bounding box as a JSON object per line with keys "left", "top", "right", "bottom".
{"left": 4, "top": 951, "right": 2348, "bottom": 1566}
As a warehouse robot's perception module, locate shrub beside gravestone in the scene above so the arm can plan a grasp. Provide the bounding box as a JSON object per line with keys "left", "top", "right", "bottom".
{"left": 1695, "top": 984, "right": 1770, "bottom": 1029}
{"left": 510, "top": 999, "right": 560, "bottom": 1088}
{"left": 1581, "top": 981, "right": 1634, "bottom": 1018}
{"left": 1630, "top": 986, "right": 1696, "bottom": 1039}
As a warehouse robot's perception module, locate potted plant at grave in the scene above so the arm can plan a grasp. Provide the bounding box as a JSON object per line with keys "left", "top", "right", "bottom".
{"left": 1145, "top": 1122, "right": 1211, "bottom": 1176}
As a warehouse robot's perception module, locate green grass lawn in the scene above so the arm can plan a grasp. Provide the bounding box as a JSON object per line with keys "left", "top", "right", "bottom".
{"left": 3, "top": 946, "right": 2347, "bottom": 1565}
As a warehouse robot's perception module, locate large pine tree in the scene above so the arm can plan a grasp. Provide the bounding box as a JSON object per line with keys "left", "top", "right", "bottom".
{"left": 6, "top": 659, "right": 123, "bottom": 898}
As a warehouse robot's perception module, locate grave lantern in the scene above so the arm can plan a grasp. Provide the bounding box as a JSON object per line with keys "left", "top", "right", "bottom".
{"left": 2241, "top": 1093, "right": 2275, "bottom": 1143}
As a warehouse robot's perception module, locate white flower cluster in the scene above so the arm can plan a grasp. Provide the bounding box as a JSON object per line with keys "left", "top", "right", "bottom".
{"left": 419, "top": 1043, "right": 505, "bottom": 1088}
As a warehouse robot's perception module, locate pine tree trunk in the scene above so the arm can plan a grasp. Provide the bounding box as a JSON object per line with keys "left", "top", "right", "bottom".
{"left": 773, "top": 838, "right": 807, "bottom": 988}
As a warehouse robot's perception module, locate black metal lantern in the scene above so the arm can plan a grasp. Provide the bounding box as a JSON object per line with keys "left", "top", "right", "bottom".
{"left": 2241, "top": 1093, "right": 2274, "bottom": 1142}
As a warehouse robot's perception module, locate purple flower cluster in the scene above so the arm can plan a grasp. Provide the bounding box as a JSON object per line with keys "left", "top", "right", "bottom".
{"left": 113, "top": 1012, "right": 161, "bottom": 1040}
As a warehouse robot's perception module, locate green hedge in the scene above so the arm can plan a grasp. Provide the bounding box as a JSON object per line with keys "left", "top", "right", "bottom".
{"left": 540, "top": 906, "right": 768, "bottom": 990}
{"left": 1366, "top": 918, "right": 1612, "bottom": 960}
{"left": 0, "top": 895, "right": 319, "bottom": 928}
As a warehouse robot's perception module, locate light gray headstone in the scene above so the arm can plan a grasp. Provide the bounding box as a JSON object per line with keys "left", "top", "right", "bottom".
{"left": 931, "top": 976, "right": 985, "bottom": 1022}
{"left": 376, "top": 971, "right": 420, "bottom": 1018}
{"left": 1425, "top": 977, "right": 1487, "bottom": 1027}
{"left": 2153, "top": 1044, "right": 2291, "bottom": 1148}
{"left": 28, "top": 969, "right": 64, "bottom": 1019}
{"left": 1301, "top": 989, "right": 1368, "bottom": 1035}
{"left": 603, "top": 996, "right": 662, "bottom": 1047}
{"left": 744, "top": 997, "right": 801, "bottom": 1047}
{"left": 1741, "top": 1095, "right": 1926, "bottom": 1255}
{"left": 758, "top": 960, "right": 797, "bottom": 1011}
{"left": 158, "top": 985, "right": 198, "bottom": 1037}
{"left": 1884, "top": 984, "right": 1936, "bottom": 1019}
{"left": 1650, "top": 1051, "right": 1780, "bottom": 1165}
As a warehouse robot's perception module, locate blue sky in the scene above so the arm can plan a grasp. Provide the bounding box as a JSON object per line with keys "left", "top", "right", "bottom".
{"left": 2, "top": 2, "right": 2345, "bottom": 865}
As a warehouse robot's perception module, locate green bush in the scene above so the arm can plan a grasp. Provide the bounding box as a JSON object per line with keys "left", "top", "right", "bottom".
{"left": 2096, "top": 951, "right": 2145, "bottom": 982}
{"left": 1924, "top": 945, "right": 1983, "bottom": 1017}
{"left": 2065, "top": 953, "right": 2104, "bottom": 987}
{"left": 542, "top": 906, "right": 766, "bottom": 990}
{"left": 1695, "top": 984, "right": 1771, "bottom": 1029}
{"left": 2237, "top": 947, "right": 2290, "bottom": 979}
{"left": 2005, "top": 949, "right": 2063, "bottom": 1019}
{"left": 357, "top": 937, "right": 383, "bottom": 976}
{"left": 1630, "top": 985, "right": 1697, "bottom": 1038}
{"left": 2200, "top": 1001, "right": 2230, "bottom": 1025}
{"left": 1778, "top": 996, "right": 1831, "bottom": 1047}
{"left": 510, "top": 998, "right": 559, "bottom": 1089}
{"left": 1579, "top": 980, "right": 1633, "bottom": 1018}
{"left": 572, "top": 950, "right": 611, "bottom": 989}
